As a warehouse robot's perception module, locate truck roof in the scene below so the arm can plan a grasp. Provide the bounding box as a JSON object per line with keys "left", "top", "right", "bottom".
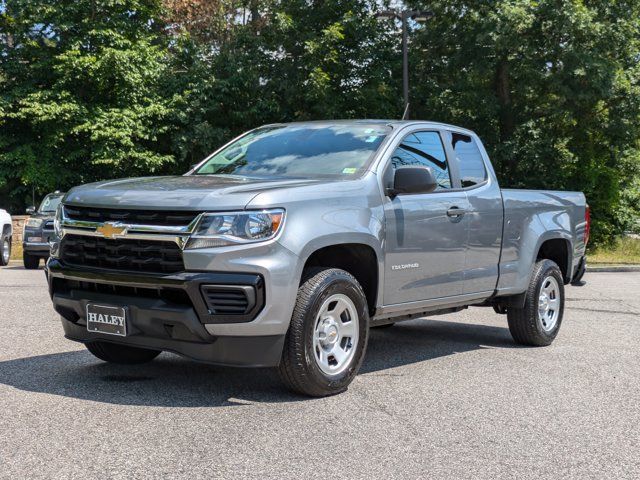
{"left": 261, "top": 119, "right": 476, "bottom": 135}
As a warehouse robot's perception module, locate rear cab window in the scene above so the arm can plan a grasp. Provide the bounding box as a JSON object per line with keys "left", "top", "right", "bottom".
{"left": 450, "top": 132, "right": 487, "bottom": 188}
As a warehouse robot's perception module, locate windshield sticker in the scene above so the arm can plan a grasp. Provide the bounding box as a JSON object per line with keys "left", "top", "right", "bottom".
{"left": 365, "top": 136, "right": 379, "bottom": 143}
{"left": 342, "top": 167, "right": 358, "bottom": 174}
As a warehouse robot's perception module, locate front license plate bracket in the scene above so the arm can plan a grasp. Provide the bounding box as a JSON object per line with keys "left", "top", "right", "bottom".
{"left": 86, "top": 303, "right": 128, "bottom": 337}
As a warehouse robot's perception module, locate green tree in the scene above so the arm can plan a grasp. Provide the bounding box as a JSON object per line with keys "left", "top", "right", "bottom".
{"left": 0, "top": 0, "right": 173, "bottom": 210}
{"left": 1, "top": 0, "right": 638, "bottom": 245}
{"left": 163, "top": 0, "right": 400, "bottom": 168}
{"left": 405, "top": 0, "right": 640, "bottom": 244}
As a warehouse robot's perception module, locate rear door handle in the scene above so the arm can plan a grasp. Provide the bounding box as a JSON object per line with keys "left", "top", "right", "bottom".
{"left": 446, "top": 206, "right": 469, "bottom": 217}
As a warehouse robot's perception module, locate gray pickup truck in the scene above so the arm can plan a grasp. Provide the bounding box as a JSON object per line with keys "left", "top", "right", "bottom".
{"left": 46, "top": 120, "right": 589, "bottom": 397}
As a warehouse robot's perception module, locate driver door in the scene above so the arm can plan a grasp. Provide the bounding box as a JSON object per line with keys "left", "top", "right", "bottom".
{"left": 383, "top": 130, "right": 470, "bottom": 305}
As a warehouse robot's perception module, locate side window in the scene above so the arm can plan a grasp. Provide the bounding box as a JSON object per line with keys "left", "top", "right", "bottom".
{"left": 451, "top": 133, "right": 487, "bottom": 188}
{"left": 390, "top": 131, "right": 451, "bottom": 190}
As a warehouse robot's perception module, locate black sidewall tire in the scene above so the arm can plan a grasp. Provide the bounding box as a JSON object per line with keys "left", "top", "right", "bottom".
{"left": 23, "top": 252, "right": 39, "bottom": 269}
{"left": 279, "top": 268, "right": 370, "bottom": 397}
{"left": 0, "top": 236, "right": 9, "bottom": 266}
{"left": 302, "top": 276, "right": 369, "bottom": 390}
{"left": 533, "top": 263, "right": 565, "bottom": 341}
{"left": 507, "top": 259, "right": 565, "bottom": 346}
{"left": 86, "top": 341, "right": 161, "bottom": 364}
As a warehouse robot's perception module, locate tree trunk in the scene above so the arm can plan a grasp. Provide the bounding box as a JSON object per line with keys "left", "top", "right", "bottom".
{"left": 249, "top": 0, "right": 261, "bottom": 29}
{"left": 495, "top": 59, "right": 516, "bottom": 181}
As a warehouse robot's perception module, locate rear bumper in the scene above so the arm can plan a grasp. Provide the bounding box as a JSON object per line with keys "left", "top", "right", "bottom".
{"left": 46, "top": 259, "right": 284, "bottom": 367}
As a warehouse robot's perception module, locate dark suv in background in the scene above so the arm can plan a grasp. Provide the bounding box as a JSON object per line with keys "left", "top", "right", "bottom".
{"left": 23, "top": 191, "right": 65, "bottom": 269}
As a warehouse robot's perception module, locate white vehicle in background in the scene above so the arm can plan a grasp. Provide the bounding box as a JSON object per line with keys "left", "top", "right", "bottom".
{"left": 0, "top": 208, "right": 12, "bottom": 266}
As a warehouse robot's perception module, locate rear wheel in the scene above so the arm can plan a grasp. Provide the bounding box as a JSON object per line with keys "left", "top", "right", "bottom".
{"left": 507, "top": 259, "right": 565, "bottom": 346}
{"left": 23, "top": 252, "right": 39, "bottom": 269}
{"left": 86, "top": 341, "right": 161, "bottom": 364}
{"left": 279, "top": 268, "right": 369, "bottom": 397}
{"left": 0, "top": 236, "right": 10, "bottom": 266}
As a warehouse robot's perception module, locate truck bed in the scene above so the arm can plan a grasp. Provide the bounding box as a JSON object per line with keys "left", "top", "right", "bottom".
{"left": 496, "top": 189, "right": 587, "bottom": 295}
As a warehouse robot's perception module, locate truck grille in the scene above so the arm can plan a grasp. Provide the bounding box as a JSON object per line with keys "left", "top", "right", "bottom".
{"left": 60, "top": 234, "right": 185, "bottom": 274}
{"left": 64, "top": 206, "right": 199, "bottom": 227}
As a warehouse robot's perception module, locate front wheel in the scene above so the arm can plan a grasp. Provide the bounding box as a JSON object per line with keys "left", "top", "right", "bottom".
{"left": 279, "top": 268, "right": 370, "bottom": 397}
{"left": 23, "top": 252, "right": 40, "bottom": 269}
{"left": 86, "top": 341, "right": 161, "bottom": 364}
{"left": 507, "top": 259, "right": 565, "bottom": 346}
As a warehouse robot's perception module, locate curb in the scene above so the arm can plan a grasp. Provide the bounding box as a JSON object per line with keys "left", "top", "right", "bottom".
{"left": 587, "top": 265, "right": 640, "bottom": 273}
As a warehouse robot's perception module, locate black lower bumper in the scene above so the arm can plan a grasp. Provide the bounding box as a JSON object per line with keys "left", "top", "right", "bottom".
{"left": 61, "top": 317, "right": 284, "bottom": 367}
{"left": 23, "top": 242, "right": 51, "bottom": 257}
{"left": 46, "top": 259, "right": 282, "bottom": 367}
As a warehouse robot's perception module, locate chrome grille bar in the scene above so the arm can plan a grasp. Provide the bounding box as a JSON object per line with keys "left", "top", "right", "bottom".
{"left": 59, "top": 207, "right": 204, "bottom": 249}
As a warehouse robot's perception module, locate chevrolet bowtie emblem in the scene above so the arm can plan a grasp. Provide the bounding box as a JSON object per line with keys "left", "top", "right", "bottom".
{"left": 96, "top": 222, "right": 128, "bottom": 239}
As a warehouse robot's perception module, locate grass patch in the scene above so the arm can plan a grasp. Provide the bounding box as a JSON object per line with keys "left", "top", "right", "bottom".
{"left": 590, "top": 236, "right": 640, "bottom": 265}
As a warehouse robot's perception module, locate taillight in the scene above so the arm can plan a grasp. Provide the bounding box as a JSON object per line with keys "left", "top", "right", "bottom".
{"left": 584, "top": 205, "right": 591, "bottom": 246}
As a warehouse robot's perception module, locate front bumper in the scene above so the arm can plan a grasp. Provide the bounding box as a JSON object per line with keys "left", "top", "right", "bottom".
{"left": 46, "top": 259, "right": 287, "bottom": 367}
{"left": 60, "top": 319, "right": 284, "bottom": 367}
{"left": 23, "top": 241, "right": 51, "bottom": 255}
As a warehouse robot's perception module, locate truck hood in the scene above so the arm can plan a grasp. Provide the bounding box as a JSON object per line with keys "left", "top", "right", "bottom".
{"left": 64, "top": 175, "right": 323, "bottom": 210}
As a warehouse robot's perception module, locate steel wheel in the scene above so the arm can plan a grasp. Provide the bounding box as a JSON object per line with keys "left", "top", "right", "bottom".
{"left": 2, "top": 239, "right": 9, "bottom": 265}
{"left": 538, "top": 275, "right": 560, "bottom": 331}
{"left": 312, "top": 293, "right": 359, "bottom": 376}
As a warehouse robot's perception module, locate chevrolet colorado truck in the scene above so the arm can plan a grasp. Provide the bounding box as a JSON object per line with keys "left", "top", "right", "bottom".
{"left": 0, "top": 208, "right": 11, "bottom": 266}
{"left": 23, "top": 191, "right": 65, "bottom": 269}
{"left": 46, "top": 120, "right": 589, "bottom": 397}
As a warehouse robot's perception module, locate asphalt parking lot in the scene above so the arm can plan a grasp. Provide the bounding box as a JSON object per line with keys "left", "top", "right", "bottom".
{"left": 0, "top": 266, "right": 639, "bottom": 479}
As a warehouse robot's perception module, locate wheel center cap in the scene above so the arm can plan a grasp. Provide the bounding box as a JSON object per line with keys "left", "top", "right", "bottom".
{"left": 326, "top": 325, "right": 339, "bottom": 344}
{"left": 540, "top": 295, "right": 549, "bottom": 310}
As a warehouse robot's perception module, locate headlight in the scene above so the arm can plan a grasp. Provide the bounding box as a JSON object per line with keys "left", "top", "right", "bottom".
{"left": 54, "top": 205, "right": 63, "bottom": 238}
{"left": 185, "top": 209, "right": 285, "bottom": 249}
{"left": 26, "top": 218, "right": 43, "bottom": 228}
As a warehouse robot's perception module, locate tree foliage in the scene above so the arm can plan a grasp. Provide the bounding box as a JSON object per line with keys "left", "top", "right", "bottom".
{"left": 1, "top": 0, "right": 639, "bottom": 244}
{"left": 407, "top": 0, "right": 640, "bottom": 242}
{"left": 0, "top": 0, "right": 173, "bottom": 204}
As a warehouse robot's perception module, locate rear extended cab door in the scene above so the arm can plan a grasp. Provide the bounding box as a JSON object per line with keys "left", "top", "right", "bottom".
{"left": 443, "top": 128, "right": 504, "bottom": 295}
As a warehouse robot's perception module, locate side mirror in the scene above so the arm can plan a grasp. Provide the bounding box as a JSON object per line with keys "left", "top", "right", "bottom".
{"left": 26, "top": 206, "right": 36, "bottom": 215}
{"left": 388, "top": 166, "right": 438, "bottom": 197}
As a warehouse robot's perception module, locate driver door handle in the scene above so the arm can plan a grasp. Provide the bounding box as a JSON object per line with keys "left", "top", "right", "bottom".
{"left": 447, "top": 206, "right": 469, "bottom": 217}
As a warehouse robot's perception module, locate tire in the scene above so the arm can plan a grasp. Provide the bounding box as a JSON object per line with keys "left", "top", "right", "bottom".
{"left": 86, "top": 341, "right": 161, "bottom": 364}
{"left": 507, "top": 259, "right": 565, "bottom": 346}
{"left": 0, "top": 236, "right": 10, "bottom": 266}
{"left": 279, "top": 268, "right": 370, "bottom": 397}
{"left": 23, "top": 252, "right": 40, "bottom": 270}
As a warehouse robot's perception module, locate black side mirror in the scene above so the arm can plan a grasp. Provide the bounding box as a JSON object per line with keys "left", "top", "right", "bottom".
{"left": 26, "top": 206, "right": 36, "bottom": 215}
{"left": 388, "top": 166, "right": 438, "bottom": 197}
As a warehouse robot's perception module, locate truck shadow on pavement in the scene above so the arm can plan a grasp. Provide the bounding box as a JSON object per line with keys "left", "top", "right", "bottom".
{"left": 0, "top": 318, "right": 519, "bottom": 407}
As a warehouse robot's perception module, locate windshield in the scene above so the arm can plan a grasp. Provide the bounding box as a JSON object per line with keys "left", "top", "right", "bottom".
{"left": 38, "top": 194, "right": 63, "bottom": 213}
{"left": 193, "top": 124, "right": 391, "bottom": 178}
